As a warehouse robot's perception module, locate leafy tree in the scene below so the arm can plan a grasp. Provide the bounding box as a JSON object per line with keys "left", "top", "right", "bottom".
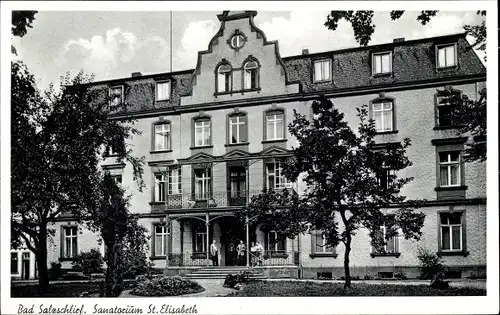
{"left": 237, "top": 96, "right": 425, "bottom": 288}
{"left": 446, "top": 86, "right": 487, "bottom": 162}
{"left": 11, "top": 10, "right": 37, "bottom": 55}
{"left": 11, "top": 63, "right": 144, "bottom": 295}
{"left": 87, "top": 173, "right": 150, "bottom": 296}
{"left": 325, "top": 10, "right": 487, "bottom": 61}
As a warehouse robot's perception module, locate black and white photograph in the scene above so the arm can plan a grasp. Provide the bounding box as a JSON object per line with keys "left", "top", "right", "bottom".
{"left": 1, "top": 1, "right": 498, "bottom": 314}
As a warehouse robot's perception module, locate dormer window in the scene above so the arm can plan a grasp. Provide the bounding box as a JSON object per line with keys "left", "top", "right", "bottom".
{"left": 372, "top": 52, "right": 392, "bottom": 75}
{"left": 156, "top": 81, "right": 171, "bottom": 101}
{"left": 243, "top": 60, "right": 259, "bottom": 90}
{"left": 217, "top": 64, "right": 232, "bottom": 93}
{"left": 313, "top": 59, "right": 331, "bottom": 82}
{"left": 109, "top": 86, "right": 123, "bottom": 111}
{"left": 436, "top": 44, "right": 457, "bottom": 68}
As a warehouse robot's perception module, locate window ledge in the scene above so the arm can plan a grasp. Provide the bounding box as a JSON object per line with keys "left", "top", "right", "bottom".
{"left": 58, "top": 257, "right": 76, "bottom": 262}
{"left": 370, "top": 253, "right": 401, "bottom": 258}
{"left": 190, "top": 145, "right": 214, "bottom": 150}
{"left": 437, "top": 66, "right": 458, "bottom": 71}
{"left": 225, "top": 142, "right": 250, "bottom": 147}
{"left": 375, "top": 130, "right": 398, "bottom": 135}
{"left": 155, "top": 99, "right": 171, "bottom": 103}
{"left": 435, "top": 185, "right": 468, "bottom": 191}
{"left": 310, "top": 253, "right": 338, "bottom": 258}
{"left": 313, "top": 79, "right": 332, "bottom": 84}
{"left": 240, "top": 88, "right": 261, "bottom": 94}
{"left": 437, "top": 251, "right": 469, "bottom": 257}
{"left": 149, "top": 256, "right": 166, "bottom": 261}
{"left": 262, "top": 139, "right": 287, "bottom": 144}
{"left": 150, "top": 149, "right": 173, "bottom": 154}
{"left": 372, "top": 72, "right": 392, "bottom": 78}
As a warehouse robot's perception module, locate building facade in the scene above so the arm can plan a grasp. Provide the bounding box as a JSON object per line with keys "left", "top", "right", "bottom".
{"left": 15, "top": 11, "right": 486, "bottom": 280}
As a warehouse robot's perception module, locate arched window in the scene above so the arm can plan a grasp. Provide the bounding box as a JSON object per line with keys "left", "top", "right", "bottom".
{"left": 217, "top": 64, "right": 232, "bottom": 93}
{"left": 243, "top": 60, "right": 259, "bottom": 90}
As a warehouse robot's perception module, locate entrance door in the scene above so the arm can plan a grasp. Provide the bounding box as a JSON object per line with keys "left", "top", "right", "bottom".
{"left": 228, "top": 166, "right": 246, "bottom": 206}
{"left": 21, "top": 252, "right": 30, "bottom": 280}
{"left": 219, "top": 217, "right": 246, "bottom": 266}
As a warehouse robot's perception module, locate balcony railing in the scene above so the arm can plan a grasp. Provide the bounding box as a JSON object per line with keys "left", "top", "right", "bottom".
{"left": 165, "top": 250, "right": 299, "bottom": 267}
{"left": 152, "top": 190, "right": 266, "bottom": 211}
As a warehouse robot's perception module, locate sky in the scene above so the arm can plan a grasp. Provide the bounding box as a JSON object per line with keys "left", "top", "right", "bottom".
{"left": 12, "top": 10, "right": 486, "bottom": 90}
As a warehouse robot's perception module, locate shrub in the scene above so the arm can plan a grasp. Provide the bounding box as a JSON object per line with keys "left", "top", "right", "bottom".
{"left": 394, "top": 269, "right": 408, "bottom": 280}
{"left": 48, "top": 262, "right": 63, "bottom": 280}
{"left": 223, "top": 271, "right": 252, "bottom": 289}
{"left": 72, "top": 249, "right": 104, "bottom": 275}
{"left": 363, "top": 273, "right": 374, "bottom": 280}
{"left": 417, "top": 247, "right": 444, "bottom": 280}
{"left": 130, "top": 276, "right": 204, "bottom": 296}
{"left": 117, "top": 249, "right": 152, "bottom": 279}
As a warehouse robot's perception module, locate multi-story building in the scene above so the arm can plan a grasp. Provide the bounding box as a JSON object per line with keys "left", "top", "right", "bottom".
{"left": 16, "top": 10, "right": 486, "bottom": 280}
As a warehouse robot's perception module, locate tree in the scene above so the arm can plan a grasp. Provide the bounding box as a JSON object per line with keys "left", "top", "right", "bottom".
{"left": 446, "top": 86, "right": 487, "bottom": 162}
{"left": 86, "top": 173, "right": 149, "bottom": 297}
{"left": 11, "top": 10, "right": 38, "bottom": 55}
{"left": 11, "top": 64, "right": 145, "bottom": 295}
{"left": 236, "top": 96, "right": 425, "bottom": 288}
{"left": 325, "top": 10, "right": 487, "bottom": 61}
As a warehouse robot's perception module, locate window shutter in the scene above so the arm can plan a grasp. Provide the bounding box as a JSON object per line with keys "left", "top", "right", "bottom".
{"left": 60, "top": 226, "right": 64, "bottom": 258}
{"left": 311, "top": 232, "right": 316, "bottom": 254}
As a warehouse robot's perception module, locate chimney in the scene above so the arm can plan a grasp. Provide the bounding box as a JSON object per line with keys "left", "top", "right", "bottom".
{"left": 393, "top": 38, "right": 405, "bottom": 43}
{"left": 131, "top": 72, "right": 142, "bottom": 77}
{"left": 302, "top": 49, "right": 309, "bottom": 55}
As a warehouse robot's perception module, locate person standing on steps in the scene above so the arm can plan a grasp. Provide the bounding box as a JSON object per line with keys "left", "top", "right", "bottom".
{"left": 236, "top": 240, "right": 246, "bottom": 266}
{"left": 210, "top": 240, "right": 219, "bottom": 266}
{"left": 255, "top": 241, "right": 264, "bottom": 266}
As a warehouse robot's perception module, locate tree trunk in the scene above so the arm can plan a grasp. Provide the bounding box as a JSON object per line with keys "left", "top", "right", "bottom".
{"left": 105, "top": 243, "right": 115, "bottom": 297}
{"left": 340, "top": 210, "right": 352, "bottom": 289}
{"left": 37, "top": 225, "right": 50, "bottom": 296}
{"left": 343, "top": 235, "right": 352, "bottom": 289}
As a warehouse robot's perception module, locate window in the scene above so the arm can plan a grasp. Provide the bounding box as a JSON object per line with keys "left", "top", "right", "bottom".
{"left": 372, "top": 101, "right": 393, "bottom": 132}
{"left": 265, "top": 110, "right": 285, "bottom": 140}
{"left": 11, "top": 253, "right": 18, "bottom": 274}
{"left": 109, "top": 86, "right": 123, "bottom": 111}
{"left": 63, "top": 226, "right": 78, "bottom": 258}
{"left": 377, "top": 161, "right": 394, "bottom": 190}
{"left": 217, "top": 64, "right": 232, "bottom": 93}
{"left": 440, "top": 212, "right": 463, "bottom": 251}
{"left": 372, "top": 52, "right": 392, "bottom": 75}
{"left": 437, "top": 44, "right": 457, "bottom": 68}
{"left": 154, "top": 123, "right": 171, "bottom": 151}
{"left": 154, "top": 173, "right": 167, "bottom": 202}
{"left": 111, "top": 174, "right": 122, "bottom": 184}
{"left": 315, "top": 234, "right": 334, "bottom": 253}
{"left": 439, "top": 152, "right": 461, "bottom": 187}
{"left": 154, "top": 224, "right": 169, "bottom": 256}
{"left": 436, "top": 90, "right": 460, "bottom": 127}
{"left": 194, "top": 169, "right": 211, "bottom": 200}
{"left": 168, "top": 167, "right": 182, "bottom": 195}
{"left": 156, "top": 81, "right": 171, "bottom": 101}
{"left": 266, "top": 160, "right": 292, "bottom": 190}
{"left": 243, "top": 61, "right": 259, "bottom": 90}
{"left": 194, "top": 119, "right": 211, "bottom": 147}
{"left": 230, "top": 34, "right": 245, "bottom": 49}
{"left": 266, "top": 230, "right": 286, "bottom": 252}
{"left": 372, "top": 225, "right": 399, "bottom": 255}
{"left": 313, "top": 59, "right": 331, "bottom": 82}
{"left": 194, "top": 223, "right": 207, "bottom": 253}
{"left": 228, "top": 114, "right": 247, "bottom": 144}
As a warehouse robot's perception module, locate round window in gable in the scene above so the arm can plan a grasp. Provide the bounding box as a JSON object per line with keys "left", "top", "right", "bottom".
{"left": 230, "top": 34, "right": 245, "bottom": 49}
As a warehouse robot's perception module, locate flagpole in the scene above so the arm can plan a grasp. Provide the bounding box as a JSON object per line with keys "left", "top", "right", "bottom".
{"left": 170, "top": 11, "right": 173, "bottom": 72}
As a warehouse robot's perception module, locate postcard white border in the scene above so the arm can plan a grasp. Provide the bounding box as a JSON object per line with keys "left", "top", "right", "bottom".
{"left": 1, "top": 1, "right": 498, "bottom": 314}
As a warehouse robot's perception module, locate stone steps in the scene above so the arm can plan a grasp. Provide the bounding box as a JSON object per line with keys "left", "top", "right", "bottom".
{"left": 184, "top": 266, "right": 265, "bottom": 279}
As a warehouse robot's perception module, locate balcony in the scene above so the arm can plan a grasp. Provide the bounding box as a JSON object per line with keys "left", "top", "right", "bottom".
{"left": 150, "top": 190, "right": 264, "bottom": 211}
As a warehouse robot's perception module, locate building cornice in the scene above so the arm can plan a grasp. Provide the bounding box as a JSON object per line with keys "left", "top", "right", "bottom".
{"left": 108, "top": 74, "right": 486, "bottom": 120}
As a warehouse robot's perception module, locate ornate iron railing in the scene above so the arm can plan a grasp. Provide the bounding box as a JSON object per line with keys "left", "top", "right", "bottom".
{"left": 165, "top": 250, "right": 299, "bottom": 267}
{"left": 154, "top": 190, "right": 266, "bottom": 210}
{"left": 166, "top": 252, "right": 210, "bottom": 267}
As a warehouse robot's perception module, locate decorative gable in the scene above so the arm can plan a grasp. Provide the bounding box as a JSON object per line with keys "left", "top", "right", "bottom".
{"left": 181, "top": 11, "right": 300, "bottom": 106}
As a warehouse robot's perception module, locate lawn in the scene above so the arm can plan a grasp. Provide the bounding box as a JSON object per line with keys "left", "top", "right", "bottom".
{"left": 11, "top": 282, "right": 105, "bottom": 297}
{"left": 229, "top": 281, "right": 486, "bottom": 296}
